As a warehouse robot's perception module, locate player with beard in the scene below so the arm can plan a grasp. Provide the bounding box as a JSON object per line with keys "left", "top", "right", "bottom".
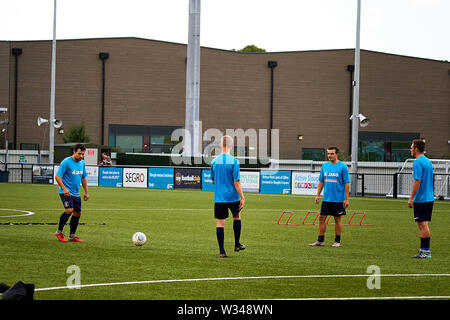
{"left": 54, "top": 144, "right": 89, "bottom": 242}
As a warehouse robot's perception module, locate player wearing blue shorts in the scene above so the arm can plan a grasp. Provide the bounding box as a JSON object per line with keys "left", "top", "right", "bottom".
{"left": 408, "top": 139, "right": 434, "bottom": 259}
{"left": 211, "top": 135, "right": 245, "bottom": 258}
{"left": 54, "top": 144, "right": 89, "bottom": 243}
{"left": 310, "top": 147, "right": 350, "bottom": 247}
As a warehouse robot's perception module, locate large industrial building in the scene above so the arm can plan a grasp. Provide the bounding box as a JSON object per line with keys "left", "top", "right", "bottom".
{"left": 0, "top": 37, "right": 449, "bottom": 162}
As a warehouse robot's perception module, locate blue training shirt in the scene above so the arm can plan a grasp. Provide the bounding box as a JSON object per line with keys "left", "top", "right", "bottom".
{"left": 319, "top": 161, "right": 350, "bottom": 202}
{"left": 412, "top": 155, "right": 434, "bottom": 203}
{"left": 56, "top": 156, "right": 87, "bottom": 197}
{"left": 211, "top": 153, "right": 241, "bottom": 203}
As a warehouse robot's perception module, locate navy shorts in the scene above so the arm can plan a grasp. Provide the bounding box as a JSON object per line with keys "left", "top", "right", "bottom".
{"left": 60, "top": 194, "right": 82, "bottom": 212}
{"left": 413, "top": 201, "right": 433, "bottom": 222}
{"left": 214, "top": 201, "right": 241, "bottom": 220}
{"left": 320, "top": 201, "right": 346, "bottom": 217}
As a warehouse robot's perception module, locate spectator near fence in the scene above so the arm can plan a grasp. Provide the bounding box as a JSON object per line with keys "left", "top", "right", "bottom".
{"left": 99, "top": 152, "right": 112, "bottom": 166}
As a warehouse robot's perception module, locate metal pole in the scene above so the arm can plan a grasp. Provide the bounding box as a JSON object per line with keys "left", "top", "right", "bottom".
{"left": 13, "top": 51, "right": 19, "bottom": 149}
{"left": 5, "top": 126, "right": 8, "bottom": 168}
{"left": 350, "top": 0, "right": 361, "bottom": 196}
{"left": 347, "top": 65, "right": 354, "bottom": 153}
{"left": 393, "top": 173, "right": 398, "bottom": 199}
{"left": 269, "top": 66, "right": 273, "bottom": 157}
{"left": 49, "top": 0, "right": 57, "bottom": 164}
{"left": 184, "top": 0, "right": 201, "bottom": 158}
{"left": 99, "top": 52, "right": 109, "bottom": 146}
{"left": 101, "top": 58, "right": 105, "bottom": 145}
{"left": 5, "top": 137, "right": 7, "bottom": 170}
{"left": 268, "top": 61, "right": 277, "bottom": 158}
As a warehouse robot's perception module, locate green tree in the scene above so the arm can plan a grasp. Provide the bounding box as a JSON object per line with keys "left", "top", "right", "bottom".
{"left": 338, "top": 153, "right": 352, "bottom": 161}
{"left": 63, "top": 121, "right": 90, "bottom": 143}
{"left": 237, "top": 44, "right": 266, "bottom": 53}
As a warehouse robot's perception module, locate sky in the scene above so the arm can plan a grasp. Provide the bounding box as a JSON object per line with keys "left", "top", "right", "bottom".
{"left": 1, "top": 0, "right": 449, "bottom": 61}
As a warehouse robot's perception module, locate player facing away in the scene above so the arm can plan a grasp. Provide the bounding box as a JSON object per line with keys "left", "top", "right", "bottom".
{"left": 408, "top": 139, "right": 434, "bottom": 259}
{"left": 211, "top": 135, "right": 246, "bottom": 258}
{"left": 54, "top": 143, "right": 89, "bottom": 242}
{"left": 310, "top": 147, "right": 350, "bottom": 247}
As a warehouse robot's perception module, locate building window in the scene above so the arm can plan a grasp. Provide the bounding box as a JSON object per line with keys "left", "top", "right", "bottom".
{"left": 391, "top": 142, "right": 412, "bottom": 162}
{"left": 358, "top": 132, "right": 419, "bottom": 162}
{"left": 151, "top": 135, "right": 173, "bottom": 145}
{"left": 108, "top": 125, "right": 181, "bottom": 154}
{"left": 359, "top": 141, "right": 385, "bottom": 162}
{"left": 116, "top": 135, "right": 143, "bottom": 153}
{"left": 302, "top": 148, "right": 325, "bottom": 161}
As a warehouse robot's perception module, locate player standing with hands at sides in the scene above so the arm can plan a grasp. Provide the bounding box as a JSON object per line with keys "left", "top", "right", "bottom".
{"left": 310, "top": 147, "right": 350, "bottom": 247}
{"left": 408, "top": 139, "right": 434, "bottom": 259}
{"left": 55, "top": 144, "right": 89, "bottom": 243}
{"left": 211, "top": 135, "right": 246, "bottom": 258}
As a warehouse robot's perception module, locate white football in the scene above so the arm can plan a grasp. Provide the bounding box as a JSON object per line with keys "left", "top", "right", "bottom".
{"left": 132, "top": 232, "right": 147, "bottom": 246}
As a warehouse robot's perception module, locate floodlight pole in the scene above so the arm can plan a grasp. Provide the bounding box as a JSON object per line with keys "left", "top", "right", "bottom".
{"left": 4, "top": 124, "right": 8, "bottom": 167}
{"left": 49, "top": 0, "right": 57, "bottom": 165}
{"left": 350, "top": 0, "right": 361, "bottom": 196}
{"left": 184, "top": 0, "right": 201, "bottom": 158}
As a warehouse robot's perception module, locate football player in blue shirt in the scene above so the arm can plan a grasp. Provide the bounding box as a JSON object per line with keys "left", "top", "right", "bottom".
{"left": 211, "top": 135, "right": 245, "bottom": 258}
{"left": 408, "top": 139, "right": 434, "bottom": 259}
{"left": 55, "top": 144, "right": 89, "bottom": 243}
{"left": 310, "top": 147, "right": 350, "bottom": 247}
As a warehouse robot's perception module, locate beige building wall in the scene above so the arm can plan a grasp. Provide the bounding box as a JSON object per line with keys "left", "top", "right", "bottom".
{"left": 2, "top": 37, "right": 449, "bottom": 160}
{"left": 0, "top": 42, "right": 10, "bottom": 111}
{"left": 359, "top": 50, "right": 450, "bottom": 157}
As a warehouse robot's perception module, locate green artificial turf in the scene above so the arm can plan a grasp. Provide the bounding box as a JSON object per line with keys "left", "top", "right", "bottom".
{"left": 0, "top": 183, "right": 449, "bottom": 300}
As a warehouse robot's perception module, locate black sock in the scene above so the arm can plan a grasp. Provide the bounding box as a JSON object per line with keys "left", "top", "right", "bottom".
{"left": 335, "top": 235, "right": 341, "bottom": 243}
{"left": 420, "top": 237, "right": 430, "bottom": 250}
{"left": 58, "top": 212, "right": 70, "bottom": 232}
{"left": 70, "top": 215, "right": 80, "bottom": 236}
{"left": 318, "top": 235, "right": 325, "bottom": 242}
{"left": 216, "top": 227, "right": 225, "bottom": 254}
{"left": 233, "top": 220, "right": 242, "bottom": 247}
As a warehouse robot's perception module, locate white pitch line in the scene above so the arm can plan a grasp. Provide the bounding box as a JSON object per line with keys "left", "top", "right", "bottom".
{"left": 0, "top": 208, "right": 35, "bottom": 218}
{"left": 27, "top": 207, "right": 450, "bottom": 212}
{"left": 271, "top": 296, "right": 450, "bottom": 300}
{"left": 32, "top": 273, "right": 450, "bottom": 293}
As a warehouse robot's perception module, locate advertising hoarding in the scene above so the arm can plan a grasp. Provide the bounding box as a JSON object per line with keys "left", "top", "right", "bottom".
{"left": 99, "top": 167, "right": 123, "bottom": 187}
{"left": 240, "top": 171, "right": 260, "bottom": 193}
{"left": 174, "top": 168, "right": 202, "bottom": 189}
{"left": 123, "top": 168, "right": 148, "bottom": 188}
{"left": 148, "top": 167, "right": 174, "bottom": 189}
{"left": 85, "top": 166, "right": 99, "bottom": 186}
{"left": 202, "top": 169, "right": 214, "bottom": 191}
{"left": 291, "top": 172, "right": 320, "bottom": 195}
{"left": 32, "top": 165, "right": 54, "bottom": 184}
{"left": 260, "top": 170, "right": 291, "bottom": 194}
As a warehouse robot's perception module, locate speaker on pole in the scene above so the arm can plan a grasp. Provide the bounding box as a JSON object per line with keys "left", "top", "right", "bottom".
{"left": 37, "top": 116, "right": 49, "bottom": 126}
